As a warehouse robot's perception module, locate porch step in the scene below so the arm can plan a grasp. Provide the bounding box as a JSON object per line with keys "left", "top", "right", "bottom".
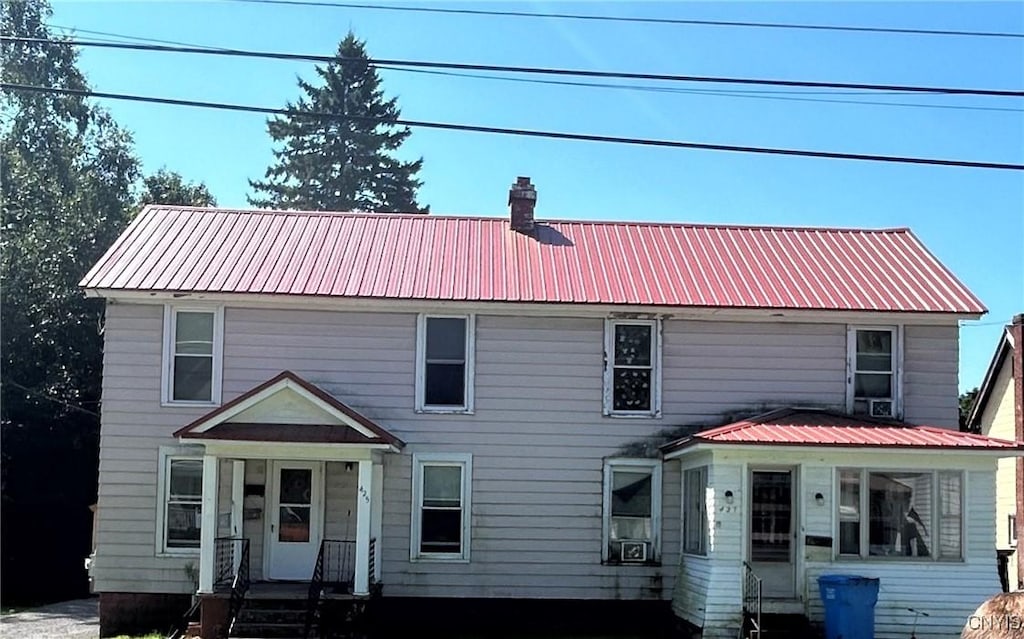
{"left": 753, "top": 613, "right": 819, "bottom": 639}
{"left": 230, "top": 597, "right": 311, "bottom": 638}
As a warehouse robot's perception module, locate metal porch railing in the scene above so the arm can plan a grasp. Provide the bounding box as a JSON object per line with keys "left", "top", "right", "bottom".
{"left": 742, "top": 561, "right": 762, "bottom": 639}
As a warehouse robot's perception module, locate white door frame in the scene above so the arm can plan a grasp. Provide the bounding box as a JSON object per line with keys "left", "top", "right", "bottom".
{"left": 264, "top": 460, "right": 325, "bottom": 581}
{"left": 747, "top": 466, "right": 799, "bottom": 599}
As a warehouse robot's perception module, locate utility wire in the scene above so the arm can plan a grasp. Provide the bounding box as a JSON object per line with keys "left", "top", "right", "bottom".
{"left": 5, "top": 36, "right": 1022, "bottom": 97}
{"left": 227, "top": 0, "right": 1024, "bottom": 39}
{"left": 38, "top": 24, "right": 1024, "bottom": 112}
{"left": 46, "top": 23, "right": 940, "bottom": 98}
{"left": 3, "top": 82, "right": 1021, "bottom": 171}
{"left": 393, "top": 67, "right": 1024, "bottom": 113}
{"left": 1, "top": 378, "right": 100, "bottom": 417}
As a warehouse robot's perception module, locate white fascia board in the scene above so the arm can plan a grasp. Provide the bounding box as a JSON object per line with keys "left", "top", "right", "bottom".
{"left": 90, "top": 290, "right": 981, "bottom": 324}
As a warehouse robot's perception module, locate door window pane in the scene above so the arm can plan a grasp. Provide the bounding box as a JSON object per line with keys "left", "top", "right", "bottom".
{"left": 280, "top": 469, "right": 312, "bottom": 504}
{"left": 279, "top": 506, "right": 311, "bottom": 542}
{"left": 750, "top": 471, "right": 791, "bottom": 562}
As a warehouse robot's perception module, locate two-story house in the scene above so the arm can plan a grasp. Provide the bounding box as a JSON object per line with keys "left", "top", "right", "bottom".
{"left": 82, "top": 177, "right": 1021, "bottom": 639}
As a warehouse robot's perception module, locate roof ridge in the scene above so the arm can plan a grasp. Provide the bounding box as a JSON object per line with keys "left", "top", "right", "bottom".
{"left": 143, "top": 205, "right": 911, "bottom": 234}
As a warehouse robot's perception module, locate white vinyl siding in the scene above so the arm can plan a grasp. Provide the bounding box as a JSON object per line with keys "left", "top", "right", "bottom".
{"left": 94, "top": 303, "right": 963, "bottom": 604}
{"left": 162, "top": 305, "right": 223, "bottom": 405}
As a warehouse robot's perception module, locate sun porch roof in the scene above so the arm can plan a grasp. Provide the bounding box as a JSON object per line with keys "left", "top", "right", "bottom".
{"left": 174, "top": 370, "right": 404, "bottom": 450}
{"left": 661, "top": 407, "right": 1023, "bottom": 457}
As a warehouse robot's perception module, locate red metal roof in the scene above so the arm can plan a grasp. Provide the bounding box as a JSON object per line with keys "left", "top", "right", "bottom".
{"left": 80, "top": 206, "right": 985, "bottom": 314}
{"left": 662, "top": 408, "right": 1023, "bottom": 453}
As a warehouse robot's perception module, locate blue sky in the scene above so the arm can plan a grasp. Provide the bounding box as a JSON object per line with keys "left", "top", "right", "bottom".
{"left": 50, "top": 1, "right": 1023, "bottom": 393}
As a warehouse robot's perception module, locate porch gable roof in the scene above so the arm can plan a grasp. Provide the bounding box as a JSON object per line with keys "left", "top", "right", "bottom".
{"left": 660, "top": 407, "right": 1023, "bottom": 456}
{"left": 174, "top": 370, "right": 405, "bottom": 448}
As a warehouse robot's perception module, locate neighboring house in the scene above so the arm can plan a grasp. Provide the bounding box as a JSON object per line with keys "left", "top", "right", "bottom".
{"left": 80, "top": 177, "right": 1022, "bottom": 639}
{"left": 967, "top": 315, "right": 1024, "bottom": 593}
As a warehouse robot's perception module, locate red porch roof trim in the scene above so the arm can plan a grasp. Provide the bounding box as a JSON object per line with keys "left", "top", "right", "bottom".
{"left": 661, "top": 408, "right": 1023, "bottom": 456}
{"left": 80, "top": 206, "right": 986, "bottom": 315}
{"left": 174, "top": 370, "right": 405, "bottom": 448}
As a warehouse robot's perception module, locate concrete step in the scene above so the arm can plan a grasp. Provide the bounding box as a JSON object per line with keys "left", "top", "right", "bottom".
{"left": 230, "top": 621, "right": 312, "bottom": 638}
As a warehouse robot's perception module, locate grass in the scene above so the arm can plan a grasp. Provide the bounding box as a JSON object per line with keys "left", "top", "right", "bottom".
{"left": 108, "top": 634, "right": 163, "bottom": 639}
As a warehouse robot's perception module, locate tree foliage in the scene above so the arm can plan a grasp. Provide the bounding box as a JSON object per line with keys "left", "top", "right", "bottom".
{"left": 139, "top": 168, "right": 217, "bottom": 207}
{"left": 249, "top": 32, "right": 425, "bottom": 212}
{"left": 959, "top": 386, "right": 979, "bottom": 431}
{"left": 0, "top": 0, "right": 215, "bottom": 604}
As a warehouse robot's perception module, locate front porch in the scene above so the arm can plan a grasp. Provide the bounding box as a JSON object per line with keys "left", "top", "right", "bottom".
{"left": 170, "top": 371, "right": 404, "bottom": 638}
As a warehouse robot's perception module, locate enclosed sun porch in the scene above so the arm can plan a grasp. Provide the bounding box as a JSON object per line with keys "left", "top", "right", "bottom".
{"left": 170, "top": 371, "right": 404, "bottom": 600}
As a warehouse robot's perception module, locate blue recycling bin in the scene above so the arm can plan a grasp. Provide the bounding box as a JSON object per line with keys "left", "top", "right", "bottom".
{"left": 818, "top": 574, "right": 880, "bottom": 639}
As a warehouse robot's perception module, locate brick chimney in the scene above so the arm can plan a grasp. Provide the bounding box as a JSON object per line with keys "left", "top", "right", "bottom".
{"left": 1011, "top": 314, "right": 1024, "bottom": 589}
{"left": 508, "top": 176, "right": 537, "bottom": 232}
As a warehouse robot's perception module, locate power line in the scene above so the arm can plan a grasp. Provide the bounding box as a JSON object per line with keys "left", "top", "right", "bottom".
{"left": 38, "top": 24, "right": 1024, "bottom": 112}
{"left": 227, "top": 0, "right": 1024, "bottom": 39}
{"left": 1, "top": 378, "right": 100, "bottom": 417}
{"left": 5, "top": 36, "right": 1022, "bottom": 98}
{"left": 393, "top": 67, "right": 1024, "bottom": 114}
{"left": 3, "top": 82, "right": 1021, "bottom": 171}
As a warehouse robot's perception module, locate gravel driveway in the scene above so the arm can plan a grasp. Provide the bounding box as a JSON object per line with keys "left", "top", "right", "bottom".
{"left": 1, "top": 598, "right": 99, "bottom": 639}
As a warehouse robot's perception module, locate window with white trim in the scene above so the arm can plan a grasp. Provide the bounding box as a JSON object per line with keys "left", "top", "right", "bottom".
{"left": 604, "top": 319, "right": 661, "bottom": 416}
{"left": 157, "top": 451, "right": 203, "bottom": 554}
{"left": 411, "top": 453, "right": 472, "bottom": 561}
{"left": 603, "top": 459, "right": 661, "bottom": 564}
{"left": 415, "top": 315, "right": 475, "bottom": 412}
{"left": 847, "top": 326, "right": 900, "bottom": 418}
{"left": 682, "top": 466, "right": 708, "bottom": 556}
{"left": 163, "top": 306, "right": 223, "bottom": 404}
{"left": 837, "top": 469, "right": 962, "bottom": 560}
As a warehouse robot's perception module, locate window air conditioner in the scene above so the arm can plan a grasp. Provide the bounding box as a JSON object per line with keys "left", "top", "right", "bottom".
{"left": 869, "top": 399, "right": 894, "bottom": 418}
{"left": 620, "top": 540, "right": 648, "bottom": 563}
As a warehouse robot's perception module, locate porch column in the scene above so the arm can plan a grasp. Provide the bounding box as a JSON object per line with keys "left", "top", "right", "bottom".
{"left": 353, "top": 460, "right": 373, "bottom": 596}
{"left": 230, "top": 460, "right": 245, "bottom": 572}
{"left": 198, "top": 454, "right": 219, "bottom": 593}
{"left": 370, "top": 462, "right": 384, "bottom": 582}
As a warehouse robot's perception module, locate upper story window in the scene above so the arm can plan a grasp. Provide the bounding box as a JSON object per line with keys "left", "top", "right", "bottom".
{"left": 602, "top": 459, "right": 662, "bottom": 564}
{"left": 847, "top": 326, "right": 900, "bottom": 419}
{"left": 837, "top": 468, "right": 962, "bottom": 561}
{"left": 411, "top": 453, "right": 472, "bottom": 561}
{"left": 156, "top": 447, "right": 203, "bottom": 555}
{"left": 162, "top": 306, "right": 223, "bottom": 405}
{"left": 604, "top": 319, "right": 661, "bottom": 417}
{"left": 415, "top": 315, "right": 475, "bottom": 413}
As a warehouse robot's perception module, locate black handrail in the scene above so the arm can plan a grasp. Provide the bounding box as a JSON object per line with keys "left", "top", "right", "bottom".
{"left": 305, "top": 539, "right": 358, "bottom": 639}
{"left": 226, "top": 539, "right": 250, "bottom": 637}
{"left": 742, "top": 561, "right": 762, "bottom": 639}
{"left": 368, "top": 537, "right": 377, "bottom": 585}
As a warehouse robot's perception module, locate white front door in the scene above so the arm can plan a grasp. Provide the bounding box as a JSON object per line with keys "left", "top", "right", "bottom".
{"left": 749, "top": 469, "right": 797, "bottom": 599}
{"left": 267, "top": 461, "right": 324, "bottom": 580}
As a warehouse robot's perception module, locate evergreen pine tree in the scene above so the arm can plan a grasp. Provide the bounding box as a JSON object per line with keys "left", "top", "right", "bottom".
{"left": 249, "top": 32, "right": 425, "bottom": 212}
